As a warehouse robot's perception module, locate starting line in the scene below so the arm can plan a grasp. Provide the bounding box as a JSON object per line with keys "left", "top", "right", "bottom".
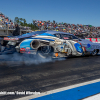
{"left": 14, "top": 78, "right": 100, "bottom": 100}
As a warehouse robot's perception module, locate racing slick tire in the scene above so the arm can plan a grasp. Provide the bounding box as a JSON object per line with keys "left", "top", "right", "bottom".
{"left": 92, "top": 49, "right": 99, "bottom": 56}
{"left": 37, "top": 46, "right": 54, "bottom": 59}
{"left": 1, "top": 45, "right": 16, "bottom": 54}
{"left": 1, "top": 40, "right": 8, "bottom": 46}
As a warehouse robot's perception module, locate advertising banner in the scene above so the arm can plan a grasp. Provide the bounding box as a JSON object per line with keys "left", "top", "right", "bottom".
{"left": 85, "top": 38, "right": 100, "bottom": 43}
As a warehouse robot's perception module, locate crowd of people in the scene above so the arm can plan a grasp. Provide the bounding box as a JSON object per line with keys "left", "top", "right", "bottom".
{"left": 0, "top": 12, "right": 100, "bottom": 38}
{"left": 0, "top": 12, "right": 31, "bottom": 30}
{"left": 33, "top": 20, "right": 100, "bottom": 38}
{"left": 0, "top": 12, "right": 15, "bottom": 29}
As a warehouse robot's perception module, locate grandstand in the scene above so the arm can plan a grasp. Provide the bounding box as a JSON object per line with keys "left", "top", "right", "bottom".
{"left": 0, "top": 11, "right": 100, "bottom": 38}
{"left": 33, "top": 19, "right": 100, "bottom": 38}
{"left": 0, "top": 12, "right": 32, "bottom": 37}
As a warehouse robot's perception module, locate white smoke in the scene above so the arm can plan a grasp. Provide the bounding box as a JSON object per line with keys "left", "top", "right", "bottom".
{"left": 0, "top": 53, "right": 65, "bottom": 66}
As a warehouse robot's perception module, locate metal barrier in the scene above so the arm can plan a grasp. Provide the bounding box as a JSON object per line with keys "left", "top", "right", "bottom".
{"left": 0, "top": 25, "right": 32, "bottom": 36}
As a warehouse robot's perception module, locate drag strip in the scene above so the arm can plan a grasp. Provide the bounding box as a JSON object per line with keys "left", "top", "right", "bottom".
{"left": 0, "top": 55, "right": 100, "bottom": 100}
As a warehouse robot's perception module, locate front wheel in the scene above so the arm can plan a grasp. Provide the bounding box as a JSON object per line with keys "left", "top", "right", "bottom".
{"left": 37, "top": 46, "right": 54, "bottom": 59}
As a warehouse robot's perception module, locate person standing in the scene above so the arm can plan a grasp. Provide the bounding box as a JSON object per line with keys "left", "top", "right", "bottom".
{"left": 13, "top": 24, "right": 20, "bottom": 36}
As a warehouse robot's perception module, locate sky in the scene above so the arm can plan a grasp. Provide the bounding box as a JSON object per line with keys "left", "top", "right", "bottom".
{"left": 0, "top": 0, "right": 100, "bottom": 26}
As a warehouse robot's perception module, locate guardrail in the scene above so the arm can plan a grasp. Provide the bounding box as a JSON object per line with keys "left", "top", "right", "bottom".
{"left": 0, "top": 25, "right": 32, "bottom": 36}
{"left": 0, "top": 25, "right": 31, "bottom": 30}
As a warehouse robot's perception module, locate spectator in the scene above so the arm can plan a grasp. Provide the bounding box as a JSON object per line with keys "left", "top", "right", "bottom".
{"left": 13, "top": 24, "right": 20, "bottom": 36}
{"left": 88, "top": 34, "right": 92, "bottom": 38}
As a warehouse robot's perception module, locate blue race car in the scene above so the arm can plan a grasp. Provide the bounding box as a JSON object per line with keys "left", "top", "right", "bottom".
{"left": 0, "top": 31, "right": 100, "bottom": 58}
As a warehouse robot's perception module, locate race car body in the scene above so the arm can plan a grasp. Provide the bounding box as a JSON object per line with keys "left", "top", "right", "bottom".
{"left": 17, "top": 33, "right": 83, "bottom": 58}
{"left": 0, "top": 31, "right": 47, "bottom": 46}
{"left": 0, "top": 31, "right": 100, "bottom": 58}
{"left": 79, "top": 39, "right": 100, "bottom": 55}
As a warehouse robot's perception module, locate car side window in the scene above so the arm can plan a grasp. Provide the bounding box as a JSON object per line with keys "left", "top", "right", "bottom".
{"left": 61, "top": 34, "right": 78, "bottom": 40}
{"left": 71, "top": 35, "right": 78, "bottom": 39}
{"left": 54, "top": 34, "right": 61, "bottom": 39}
{"left": 65, "top": 35, "right": 78, "bottom": 39}
{"left": 61, "top": 34, "right": 70, "bottom": 40}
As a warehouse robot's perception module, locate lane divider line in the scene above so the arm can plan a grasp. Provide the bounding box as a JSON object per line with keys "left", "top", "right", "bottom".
{"left": 13, "top": 78, "right": 100, "bottom": 100}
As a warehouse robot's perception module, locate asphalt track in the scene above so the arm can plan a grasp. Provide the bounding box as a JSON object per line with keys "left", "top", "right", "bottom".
{"left": 0, "top": 54, "right": 100, "bottom": 100}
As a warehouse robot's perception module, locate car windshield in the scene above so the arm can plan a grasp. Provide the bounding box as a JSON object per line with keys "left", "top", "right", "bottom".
{"left": 61, "top": 34, "right": 79, "bottom": 40}
{"left": 16, "top": 31, "right": 48, "bottom": 38}
{"left": 25, "top": 31, "right": 48, "bottom": 36}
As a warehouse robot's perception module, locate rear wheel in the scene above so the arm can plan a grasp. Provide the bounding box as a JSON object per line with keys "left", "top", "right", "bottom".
{"left": 37, "top": 46, "right": 54, "bottom": 59}
{"left": 1, "top": 45, "right": 16, "bottom": 54}
{"left": 1, "top": 40, "right": 8, "bottom": 46}
{"left": 92, "top": 49, "right": 99, "bottom": 56}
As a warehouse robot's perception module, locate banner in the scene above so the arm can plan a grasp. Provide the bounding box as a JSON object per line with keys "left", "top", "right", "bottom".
{"left": 85, "top": 38, "right": 100, "bottom": 43}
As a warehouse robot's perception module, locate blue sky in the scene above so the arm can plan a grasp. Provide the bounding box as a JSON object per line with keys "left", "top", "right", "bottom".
{"left": 0, "top": 0, "right": 100, "bottom": 26}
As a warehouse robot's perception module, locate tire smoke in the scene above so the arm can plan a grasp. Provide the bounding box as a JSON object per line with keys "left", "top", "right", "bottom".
{"left": 0, "top": 53, "right": 65, "bottom": 66}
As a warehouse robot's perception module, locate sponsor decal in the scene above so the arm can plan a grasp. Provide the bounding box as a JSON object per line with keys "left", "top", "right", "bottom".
{"left": 63, "top": 37, "right": 69, "bottom": 39}
{"left": 61, "top": 47, "right": 63, "bottom": 49}
{"left": 4, "top": 37, "right": 15, "bottom": 41}
{"left": 55, "top": 39, "right": 62, "bottom": 44}
{"left": 50, "top": 41, "right": 54, "bottom": 45}
{"left": 91, "top": 38, "right": 97, "bottom": 42}
{"left": 15, "top": 38, "right": 19, "bottom": 40}
{"left": 74, "top": 43, "right": 83, "bottom": 53}
{"left": 85, "top": 38, "right": 90, "bottom": 41}
{"left": 92, "top": 39, "right": 95, "bottom": 41}
{"left": 87, "top": 44, "right": 91, "bottom": 49}
{"left": 85, "top": 38, "right": 99, "bottom": 43}
{"left": 4, "top": 37, "right": 9, "bottom": 40}
{"left": 97, "top": 38, "right": 100, "bottom": 42}
{"left": 26, "top": 47, "right": 30, "bottom": 54}
{"left": 26, "top": 47, "right": 30, "bottom": 49}
{"left": 20, "top": 48, "right": 25, "bottom": 53}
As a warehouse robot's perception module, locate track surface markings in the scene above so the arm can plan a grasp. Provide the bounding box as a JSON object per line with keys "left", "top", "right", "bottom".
{"left": 83, "top": 93, "right": 100, "bottom": 100}
{"left": 14, "top": 78, "right": 100, "bottom": 100}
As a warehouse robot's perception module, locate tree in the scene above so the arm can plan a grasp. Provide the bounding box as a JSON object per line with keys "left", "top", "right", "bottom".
{"left": 14, "top": 17, "right": 19, "bottom": 24}
{"left": 19, "top": 18, "right": 23, "bottom": 26}
{"left": 23, "top": 19, "right": 27, "bottom": 26}
{"left": 14, "top": 17, "right": 38, "bottom": 30}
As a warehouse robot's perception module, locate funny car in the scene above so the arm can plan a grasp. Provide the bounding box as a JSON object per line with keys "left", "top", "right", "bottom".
{"left": 0, "top": 31, "right": 100, "bottom": 58}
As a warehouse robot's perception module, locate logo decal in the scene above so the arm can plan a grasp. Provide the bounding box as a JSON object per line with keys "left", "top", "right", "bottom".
{"left": 74, "top": 43, "right": 83, "bottom": 53}
{"left": 20, "top": 48, "right": 25, "bottom": 53}
{"left": 87, "top": 44, "right": 91, "bottom": 49}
